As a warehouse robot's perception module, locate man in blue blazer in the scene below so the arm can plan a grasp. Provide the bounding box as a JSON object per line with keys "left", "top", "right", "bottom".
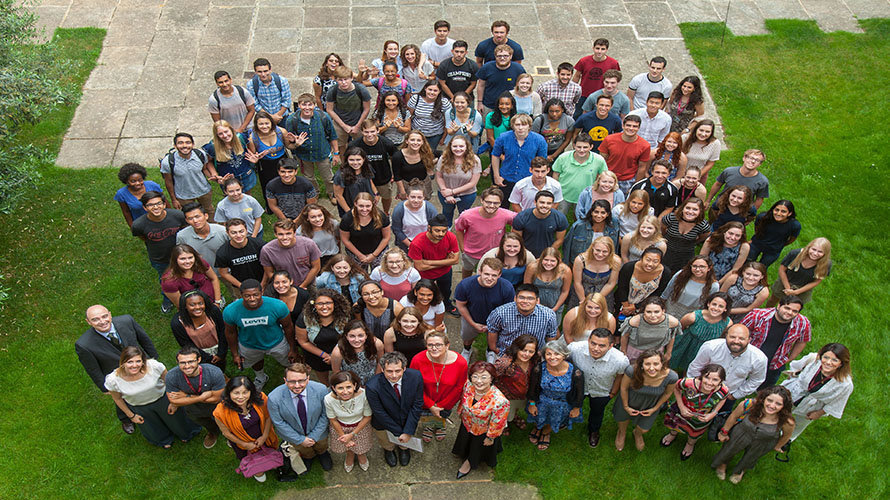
{"left": 365, "top": 351, "right": 424, "bottom": 467}
{"left": 75, "top": 305, "right": 158, "bottom": 435}
{"left": 268, "top": 363, "right": 333, "bottom": 478}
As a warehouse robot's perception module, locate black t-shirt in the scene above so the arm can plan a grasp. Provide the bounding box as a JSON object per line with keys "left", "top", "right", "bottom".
{"left": 753, "top": 212, "right": 802, "bottom": 250}
{"left": 131, "top": 210, "right": 186, "bottom": 264}
{"left": 436, "top": 58, "right": 479, "bottom": 95}
{"left": 629, "top": 179, "right": 679, "bottom": 216}
{"left": 759, "top": 319, "right": 790, "bottom": 364}
{"left": 390, "top": 150, "right": 429, "bottom": 183}
{"left": 348, "top": 136, "right": 397, "bottom": 186}
{"left": 332, "top": 172, "right": 376, "bottom": 209}
{"left": 340, "top": 212, "right": 390, "bottom": 254}
{"left": 214, "top": 237, "right": 266, "bottom": 283}
{"left": 265, "top": 176, "right": 318, "bottom": 219}
{"left": 780, "top": 248, "right": 831, "bottom": 287}
{"left": 263, "top": 285, "right": 310, "bottom": 324}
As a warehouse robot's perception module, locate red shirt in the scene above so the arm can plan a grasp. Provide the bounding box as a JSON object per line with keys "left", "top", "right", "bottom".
{"left": 574, "top": 55, "right": 621, "bottom": 96}
{"left": 410, "top": 352, "right": 469, "bottom": 410}
{"left": 598, "top": 133, "right": 651, "bottom": 180}
{"left": 408, "top": 231, "right": 459, "bottom": 279}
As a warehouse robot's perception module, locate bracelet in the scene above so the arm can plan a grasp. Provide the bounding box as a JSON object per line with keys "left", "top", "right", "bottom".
{"left": 527, "top": 402, "right": 536, "bottom": 406}
{"left": 331, "top": 152, "right": 340, "bottom": 155}
{"left": 128, "top": 414, "right": 136, "bottom": 419}
{"left": 719, "top": 428, "right": 729, "bottom": 435}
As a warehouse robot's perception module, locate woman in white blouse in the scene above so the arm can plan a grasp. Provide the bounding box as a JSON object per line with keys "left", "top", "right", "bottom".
{"left": 105, "top": 347, "right": 200, "bottom": 448}
{"left": 325, "top": 370, "right": 374, "bottom": 472}
{"left": 781, "top": 343, "right": 853, "bottom": 442}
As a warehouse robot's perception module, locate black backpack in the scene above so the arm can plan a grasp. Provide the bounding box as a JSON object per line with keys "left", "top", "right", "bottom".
{"left": 160, "top": 148, "right": 208, "bottom": 177}
{"left": 213, "top": 85, "right": 248, "bottom": 110}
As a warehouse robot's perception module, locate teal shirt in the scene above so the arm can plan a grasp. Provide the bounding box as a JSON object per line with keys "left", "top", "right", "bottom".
{"left": 551, "top": 150, "right": 607, "bottom": 203}
{"left": 222, "top": 297, "right": 290, "bottom": 350}
{"left": 484, "top": 112, "right": 511, "bottom": 142}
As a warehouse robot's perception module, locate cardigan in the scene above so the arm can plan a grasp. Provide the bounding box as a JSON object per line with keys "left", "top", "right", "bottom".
{"left": 170, "top": 304, "right": 228, "bottom": 365}
{"left": 212, "top": 393, "right": 279, "bottom": 451}
{"left": 781, "top": 353, "right": 853, "bottom": 419}
{"left": 458, "top": 382, "right": 510, "bottom": 438}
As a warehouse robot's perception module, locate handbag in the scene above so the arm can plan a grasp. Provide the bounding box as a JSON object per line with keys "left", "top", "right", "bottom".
{"left": 235, "top": 445, "right": 284, "bottom": 478}
{"left": 707, "top": 399, "right": 752, "bottom": 442}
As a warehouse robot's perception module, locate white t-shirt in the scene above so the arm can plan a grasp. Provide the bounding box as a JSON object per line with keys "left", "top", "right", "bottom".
{"left": 611, "top": 203, "right": 655, "bottom": 237}
{"left": 399, "top": 296, "right": 445, "bottom": 326}
{"left": 421, "top": 37, "right": 456, "bottom": 64}
{"left": 370, "top": 266, "right": 421, "bottom": 287}
{"left": 627, "top": 73, "right": 673, "bottom": 109}
{"left": 508, "top": 176, "right": 565, "bottom": 211}
{"left": 402, "top": 205, "right": 430, "bottom": 242}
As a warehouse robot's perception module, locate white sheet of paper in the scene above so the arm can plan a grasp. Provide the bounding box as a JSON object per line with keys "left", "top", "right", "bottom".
{"left": 386, "top": 430, "right": 424, "bottom": 453}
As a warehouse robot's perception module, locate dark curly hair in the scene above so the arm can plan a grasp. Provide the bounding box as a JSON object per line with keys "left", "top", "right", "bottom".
{"left": 301, "top": 288, "right": 352, "bottom": 331}
{"left": 747, "top": 385, "right": 794, "bottom": 427}
{"left": 117, "top": 163, "right": 148, "bottom": 184}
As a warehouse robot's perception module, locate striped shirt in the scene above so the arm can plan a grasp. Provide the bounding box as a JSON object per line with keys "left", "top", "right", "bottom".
{"left": 407, "top": 94, "right": 452, "bottom": 136}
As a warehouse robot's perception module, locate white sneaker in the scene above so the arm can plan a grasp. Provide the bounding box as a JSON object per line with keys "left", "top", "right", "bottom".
{"left": 485, "top": 350, "right": 497, "bottom": 364}
{"left": 254, "top": 473, "right": 267, "bottom": 482}
{"left": 253, "top": 372, "right": 269, "bottom": 392}
{"left": 460, "top": 348, "right": 472, "bottom": 363}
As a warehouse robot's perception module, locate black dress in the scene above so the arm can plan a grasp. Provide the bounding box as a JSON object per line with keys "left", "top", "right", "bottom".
{"left": 296, "top": 315, "right": 342, "bottom": 372}
{"left": 393, "top": 329, "right": 426, "bottom": 362}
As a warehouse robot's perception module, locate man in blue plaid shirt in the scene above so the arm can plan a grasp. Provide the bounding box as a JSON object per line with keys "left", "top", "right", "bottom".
{"left": 486, "top": 283, "right": 559, "bottom": 361}
{"left": 247, "top": 58, "right": 292, "bottom": 125}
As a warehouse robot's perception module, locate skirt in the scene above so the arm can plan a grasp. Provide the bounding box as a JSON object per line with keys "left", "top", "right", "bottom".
{"left": 451, "top": 424, "right": 503, "bottom": 469}
{"left": 328, "top": 420, "right": 374, "bottom": 455}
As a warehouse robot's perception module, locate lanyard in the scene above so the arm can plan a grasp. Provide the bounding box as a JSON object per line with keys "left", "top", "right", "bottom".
{"left": 183, "top": 368, "right": 203, "bottom": 395}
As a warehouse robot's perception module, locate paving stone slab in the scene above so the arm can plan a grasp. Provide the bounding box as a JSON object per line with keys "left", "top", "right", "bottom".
{"left": 723, "top": 0, "right": 769, "bottom": 36}
{"left": 668, "top": 0, "right": 723, "bottom": 23}
{"left": 301, "top": 27, "right": 351, "bottom": 52}
{"left": 66, "top": 90, "right": 132, "bottom": 139}
{"left": 538, "top": 3, "right": 587, "bottom": 32}
{"left": 104, "top": 7, "right": 162, "bottom": 47}
{"left": 584, "top": 24, "right": 643, "bottom": 67}
{"left": 843, "top": 0, "right": 890, "bottom": 19}
{"left": 443, "top": 4, "right": 489, "bottom": 27}
{"left": 490, "top": 4, "right": 540, "bottom": 27}
{"left": 250, "top": 28, "right": 302, "bottom": 53}
{"left": 212, "top": 0, "right": 262, "bottom": 5}
{"left": 411, "top": 481, "right": 542, "bottom": 500}
{"left": 799, "top": 0, "right": 862, "bottom": 33}
{"left": 202, "top": 6, "right": 254, "bottom": 45}
{"left": 303, "top": 6, "right": 349, "bottom": 28}
{"left": 178, "top": 106, "right": 215, "bottom": 137}
{"left": 159, "top": 0, "right": 211, "bottom": 31}
{"left": 752, "top": 0, "right": 809, "bottom": 21}
{"left": 297, "top": 51, "right": 334, "bottom": 77}
{"left": 113, "top": 137, "right": 174, "bottom": 166}
{"left": 186, "top": 79, "right": 219, "bottom": 107}
{"left": 581, "top": 0, "right": 632, "bottom": 25}
{"left": 272, "top": 484, "right": 410, "bottom": 500}
{"left": 61, "top": 5, "right": 114, "bottom": 28}
{"left": 399, "top": 5, "right": 447, "bottom": 28}
{"left": 34, "top": 0, "right": 73, "bottom": 7}
{"left": 32, "top": 6, "right": 67, "bottom": 42}
{"left": 626, "top": 2, "right": 683, "bottom": 39}
{"left": 121, "top": 107, "right": 183, "bottom": 138}
{"left": 351, "top": 6, "right": 399, "bottom": 28}
{"left": 251, "top": 52, "right": 298, "bottom": 78}
{"left": 135, "top": 70, "right": 190, "bottom": 107}
{"left": 396, "top": 27, "right": 434, "bottom": 45}
{"left": 193, "top": 45, "right": 249, "bottom": 82}
{"left": 84, "top": 64, "right": 145, "bottom": 90}
{"left": 255, "top": 6, "right": 304, "bottom": 29}
{"left": 144, "top": 29, "right": 202, "bottom": 66}
{"left": 351, "top": 28, "right": 396, "bottom": 53}
{"left": 56, "top": 139, "right": 118, "bottom": 168}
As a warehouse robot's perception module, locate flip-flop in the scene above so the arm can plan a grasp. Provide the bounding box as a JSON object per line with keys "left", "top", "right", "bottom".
{"left": 660, "top": 433, "right": 677, "bottom": 447}
{"left": 680, "top": 443, "right": 695, "bottom": 460}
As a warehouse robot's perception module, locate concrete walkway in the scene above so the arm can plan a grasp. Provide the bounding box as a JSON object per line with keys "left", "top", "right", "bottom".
{"left": 33, "top": 0, "right": 885, "bottom": 168}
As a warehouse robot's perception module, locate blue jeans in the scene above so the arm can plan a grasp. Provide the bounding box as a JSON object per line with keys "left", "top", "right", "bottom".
{"left": 149, "top": 260, "right": 174, "bottom": 308}
{"left": 438, "top": 191, "right": 476, "bottom": 227}
{"left": 573, "top": 96, "right": 588, "bottom": 120}
{"left": 426, "top": 133, "right": 444, "bottom": 154}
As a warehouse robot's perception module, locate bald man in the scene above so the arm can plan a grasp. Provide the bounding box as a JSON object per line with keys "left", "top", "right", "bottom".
{"left": 75, "top": 305, "right": 158, "bottom": 434}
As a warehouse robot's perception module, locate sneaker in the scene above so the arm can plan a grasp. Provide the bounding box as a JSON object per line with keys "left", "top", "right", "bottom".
{"left": 254, "top": 473, "right": 267, "bottom": 482}
{"left": 253, "top": 372, "right": 269, "bottom": 392}
{"left": 485, "top": 350, "right": 497, "bottom": 364}
{"left": 161, "top": 302, "right": 174, "bottom": 314}
{"left": 460, "top": 347, "right": 472, "bottom": 363}
{"left": 203, "top": 433, "right": 218, "bottom": 449}
{"left": 445, "top": 304, "right": 460, "bottom": 317}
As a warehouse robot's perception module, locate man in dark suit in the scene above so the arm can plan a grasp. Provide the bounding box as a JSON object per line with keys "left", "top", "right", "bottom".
{"left": 75, "top": 305, "right": 159, "bottom": 434}
{"left": 365, "top": 351, "right": 424, "bottom": 467}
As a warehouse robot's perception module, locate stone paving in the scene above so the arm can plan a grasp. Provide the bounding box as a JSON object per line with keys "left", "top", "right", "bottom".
{"left": 33, "top": 0, "right": 886, "bottom": 168}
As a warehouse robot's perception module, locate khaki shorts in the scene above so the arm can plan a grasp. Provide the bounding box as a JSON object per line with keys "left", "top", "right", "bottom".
{"left": 460, "top": 253, "right": 480, "bottom": 274}
{"left": 238, "top": 338, "right": 290, "bottom": 368}
{"left": 375, "top": 180, "right": 394, "bottom": 200}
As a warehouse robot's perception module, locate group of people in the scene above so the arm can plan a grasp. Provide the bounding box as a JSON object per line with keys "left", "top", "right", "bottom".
{"left": 90, "top": 18, "right": 853, "bottom": 486}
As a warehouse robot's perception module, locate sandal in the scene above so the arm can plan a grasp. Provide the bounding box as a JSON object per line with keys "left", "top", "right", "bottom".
{"left": 502, "top": 427, "right": 510, "bottom": 436}
{"left": 536, "top": 433, "right": 551, "bottom": 451}
{"left": 660, "top": 433, "right": 677, "bottom": 447}
{"left": 680, "top": 442, "right": 695, "bottom": 461}
{"left": 513, "top": 418, "right": 527, "bottom": 430}
{"left": 435, "top": 428, "right": 447, "bottom": 441}
{"left": 421, "top": 427, "right": 434, "bottom": 443}
{"left": 528, "top": 428, "right": 541, "bottom": 444}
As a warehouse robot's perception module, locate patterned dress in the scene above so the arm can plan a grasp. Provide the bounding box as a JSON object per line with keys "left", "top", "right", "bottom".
{"left": 670, "top": 310, "right": 730, "bottom": 373}
{"left": 726, "top": 277, "right": 764, "bottom": 322}
{"left": 339, "top": 350, "right": 377, "bottom": 384}
{"left": 527, "top": 362, "right": 584, "bottom": 432}
{"left": 664, "top": 377, "right": 729, "bottom": 437}
{"left": 709, "top": 244, "right": 741, "bottom": 280}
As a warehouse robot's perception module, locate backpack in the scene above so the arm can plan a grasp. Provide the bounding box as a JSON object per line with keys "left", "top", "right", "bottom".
{"left": 160, "top": 148, "right": 208, "bottom": 178}
{"left": 376, "top": 77, "right": 410, "bottom": 105}
{"left": 213, "top": 85, "right": 248, "bottom": 110}
{"left": 249, "top": 73, "right": 288, "bottom": 111}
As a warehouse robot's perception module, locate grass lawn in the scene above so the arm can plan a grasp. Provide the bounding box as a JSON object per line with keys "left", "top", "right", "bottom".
{"left": 0, "top": 20, "right": 887, "bottom": 499}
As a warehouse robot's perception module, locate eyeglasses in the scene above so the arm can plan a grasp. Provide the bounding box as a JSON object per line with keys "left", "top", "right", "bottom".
{"left": 361, "top": 290, "right": 382, "bottom": 297}
{"left": 470, "top": 374, "right": 492, "bottom": 381}
{"left": 177, "top": 359, "right": 199, "bottom": 366}
{"left": 145, "top": 201, "right": 164, "bottom": 208}
{"left": 315, "top": 301, "right": 334, "bottom": 307}
{"left": 427, "top": 343, "right": 446, "bottom": 349}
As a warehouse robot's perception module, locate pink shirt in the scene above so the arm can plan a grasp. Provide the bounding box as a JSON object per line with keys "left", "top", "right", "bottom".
{"left": 453, "top": 207, "right": 515, "bottom": 259}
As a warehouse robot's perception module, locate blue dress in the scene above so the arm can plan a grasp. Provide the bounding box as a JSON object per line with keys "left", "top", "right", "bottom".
{"left": 527, "top": 362, "right": 584, "bottom": 433}
{"left": 709, "top": 244, "right": 741, "bottom": 280}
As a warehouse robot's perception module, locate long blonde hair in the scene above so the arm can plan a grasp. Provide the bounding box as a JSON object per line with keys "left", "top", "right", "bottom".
{"left": 787, "top": 237, "right": 832, "bottom": 280}
{"left": 620, "top": 189, "right": 651, "bottom": 224}
{"left": 570, "top": 293, "right": 611, "bottom": 341}
{"left": 211, "top": 120, "right": 244, "bottom": 163}
{"left": 351, "top": 192, "right": 384, "bottom": 229}
{"left": 584, "top": 236, "right": 620, "bottom": 271}
{"left": 439, "top": 135, "right": 478, "bottom": 174}
{"left": 628, "top": 215, "right": 665, "bottom": 252}
{"left": 532, "top": 247, "right": 564, "bottom": 281}
{"left": 400, "top": 130, "right": 436, "bottom": 174}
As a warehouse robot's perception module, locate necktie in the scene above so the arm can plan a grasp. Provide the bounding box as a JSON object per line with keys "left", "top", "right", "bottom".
{"left": 297, "top": 394, "right": 307, "bottom": 433}
{"left": 107, "top": 331, "right": 122, "bottom": 350}
{"left": 393, "top": 383, "right": 401, "bottom": 399}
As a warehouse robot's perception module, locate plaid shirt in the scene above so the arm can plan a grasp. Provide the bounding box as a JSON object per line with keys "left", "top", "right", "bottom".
{"left": 487, "top": 302, "right": 558, "bottom": 355}
{"left": 741, "top": 308, "right": 811, "bottom": 369}
{"left": 536, "top": 79, "right": 582, "bottom": 115}
{"left": 284, "top": 109, "right": 336, "bottom": 162}
{"left": 246, "top": 73, "right": 292, "bottom": 115}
